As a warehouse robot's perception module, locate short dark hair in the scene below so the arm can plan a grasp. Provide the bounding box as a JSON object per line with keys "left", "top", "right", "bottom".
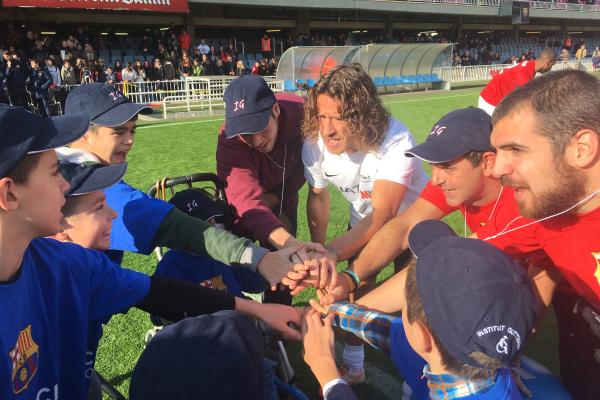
{"left": 404, "top": 259, "right": 503, "bottom": 380}
{"left": 62, "top": 195, "right": 84, "bottom": 218}
{"left": 463, "top": 150, "right": 487, "bottom": 166}
{"left": 538, "top": 48, "right": 557, "bottom": 61}
{"left": 493, "top": 70, "right": 600, "bottom": 159}
{"left": 5, "top": 153, "right": 44, "bottom": 184}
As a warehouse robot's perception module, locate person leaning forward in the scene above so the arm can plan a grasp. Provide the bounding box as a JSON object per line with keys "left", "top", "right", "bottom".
{"left": 216, "top": 75, "right": 333, "bottom": 304}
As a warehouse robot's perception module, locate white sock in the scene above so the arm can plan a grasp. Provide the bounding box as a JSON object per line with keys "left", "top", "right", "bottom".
{"left": 342, "top": 344, "right": 365, "bottom": 374}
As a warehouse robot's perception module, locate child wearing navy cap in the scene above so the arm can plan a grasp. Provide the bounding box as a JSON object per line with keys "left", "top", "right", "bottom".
{"left": 62, "top": 82, "right": 311, "bottom": 289}
{"left": 0, "top": 107, "right": 302, "bottom": 400}
{"left": 303, "top": 220, "right": 538, "bottom": 400}
{"left": 154, "top": 188, "right": 265, "bottom": 304}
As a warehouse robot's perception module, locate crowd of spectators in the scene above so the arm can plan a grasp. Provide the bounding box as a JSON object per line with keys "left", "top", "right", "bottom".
{"left": 1, "top": 25, "right": 281, "bottom": 112}
{"left": 4, "top": 22, "right": 600, "bottom": 112}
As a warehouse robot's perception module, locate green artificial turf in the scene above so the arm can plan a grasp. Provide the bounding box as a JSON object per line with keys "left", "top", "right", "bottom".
{"left": 96, "top": 86, "right": 558, "bottom": 399}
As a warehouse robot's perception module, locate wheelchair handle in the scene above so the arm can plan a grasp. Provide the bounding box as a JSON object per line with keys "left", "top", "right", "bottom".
{"left": 148, "top": 172, "right": 226, "bottom": 201}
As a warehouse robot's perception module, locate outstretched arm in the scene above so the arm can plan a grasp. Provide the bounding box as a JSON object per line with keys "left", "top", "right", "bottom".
{"left": 136, "top": 276, "right": 301, "bottom": 339}
{"left": 327, "top": 180, "right": 408, "bottom": 261}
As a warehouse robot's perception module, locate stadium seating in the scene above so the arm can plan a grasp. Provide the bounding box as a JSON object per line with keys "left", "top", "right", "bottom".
{"left": 283, "top": 80, "right": 296, "bottom": 92}
{"left": 371, "top": 74, "right": 445, "bottom": 92}
{"left": 98, "top": 50, "right": 110, "bottom": 62}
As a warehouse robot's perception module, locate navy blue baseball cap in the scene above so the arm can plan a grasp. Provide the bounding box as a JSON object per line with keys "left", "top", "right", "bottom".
{"left": 59, "top": 161, "right": 127, "bottom": 196}
{"left": 223, "top": 75, "right": 276, "bottom": 139}
{"left": 405, "top": 107, "right": 492, "bottom": 163}
{"left": 408, "top": 220, "right": 537, "bottom": 368}
{"left": 65, "top": 83, "right": 152, "bottom": 127}
{"left": 168, "top": 188, "right": 225, "bottom": 222}
{"left": 0, "top": 105, "right": 90, "bottom": 178}
{"left": 130, "top": 310, "right": 264, "bottom": 400}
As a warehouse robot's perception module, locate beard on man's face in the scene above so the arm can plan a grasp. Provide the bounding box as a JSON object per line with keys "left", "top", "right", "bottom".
{"left": 501, "top": 163, "right": 587, "bottom": 219}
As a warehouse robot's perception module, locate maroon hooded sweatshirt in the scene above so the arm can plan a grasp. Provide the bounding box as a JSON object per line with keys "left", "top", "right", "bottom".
{"left": 216, "top": 93, "right": 305, "bottom": 247}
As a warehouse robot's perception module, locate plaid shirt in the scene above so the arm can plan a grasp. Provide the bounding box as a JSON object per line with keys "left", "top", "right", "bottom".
{"left": 329, "top": 302, "right": 499, "bottom": 399}
{"left": 424, "top": 365, "right": 498, "bottom": 399}
{"left": 328, "top": 301, "right": 397, "bottom": 355}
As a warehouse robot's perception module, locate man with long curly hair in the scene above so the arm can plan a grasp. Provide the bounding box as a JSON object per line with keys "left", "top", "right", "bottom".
{"left": 300, "top": 63, "right": 428, "bottom": 383}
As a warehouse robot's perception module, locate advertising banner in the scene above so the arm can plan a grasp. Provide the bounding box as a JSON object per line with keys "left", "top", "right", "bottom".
{"left": 2, "top": 0, "right": 189, "bottom": 13}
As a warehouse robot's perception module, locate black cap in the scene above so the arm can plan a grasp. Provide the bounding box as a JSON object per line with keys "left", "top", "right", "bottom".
{"left": 130, "top": 311, "right": 264, "bottom": 400}
{"left": 65, "top": 83, "right": 152, "bottom": 127}
{"left": 0, "top": 105, "right": 90, "bottom": 178}
{"left": 223, "top": 75, "right": 276, "bottom": 139}
{"left": 408, "top": 220, "right": 537, "bottom": 368}
{"left": 168, "top": 188, "right": 225, "bottom": 222}
{"left": 405, "top": 108, "right": 492, "bottom": 163}
{"left": 59, "top": 162, "right": 127, "bottom": 196}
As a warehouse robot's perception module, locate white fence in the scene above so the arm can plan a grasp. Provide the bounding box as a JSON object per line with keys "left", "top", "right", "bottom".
{"left": 159, "top": 76, "right": 283, "bottom": 119}
{"left": 433, "top": 60, "right": 594, "bottom": 83}
{"left": 64, "top": 76, "right": 283, "bottom": 120}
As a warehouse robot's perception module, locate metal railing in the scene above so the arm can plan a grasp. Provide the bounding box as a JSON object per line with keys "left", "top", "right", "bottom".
{"left": 388, "top": 0, "right": 500, "bottom": 6}
{"left": 433, "top": 60, "right": 594, "bottom": 83}
{"left": 530, "top": 1, "right": 600, "bottom": 12}
{"left": 60, "top": 76, "right": 282, "bottom": 119}
{"left": 160, "top": 76, "right": 283, "bottom": 119}
{"left": 382, "top": 0, "right": 600, "bottom": 11}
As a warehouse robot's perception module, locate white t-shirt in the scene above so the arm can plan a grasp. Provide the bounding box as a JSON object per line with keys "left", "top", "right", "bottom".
{"left": 302, "top": 117, "right": 428, "bottom": 226}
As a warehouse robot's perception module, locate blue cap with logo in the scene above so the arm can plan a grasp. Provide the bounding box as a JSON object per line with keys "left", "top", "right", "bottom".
{"left": 223, "top": 75, "right": 276, "bottom": 139}
{"left": 405, "top": 107, "right": 492, "bottom": 163}
{"left": 56, "top": 148, "right": 127, "bottom": 196}
{"left": 168, "top": 188, "right": 225, "bottom": 222}
{"left": 407, "top": 220, "right": 536, "bottom": 368}
{"left": 65, "top": 83, "right": 152, "bottom": 127}
{"left": 129, "top": 310, "right": 264, "bottom": 400}
{"left": 0, "top": 105, "right": 90, "bottom": 178}
{"left": 60, "top": 163, "right": 127, "bottom": 197}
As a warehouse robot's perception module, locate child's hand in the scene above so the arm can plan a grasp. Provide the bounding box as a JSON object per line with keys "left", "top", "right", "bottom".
{"left": 302, "top": 310, "right": 340, "bottom": 387}
{"left": 309, "top": 296, "right": 329, "bottom": 315}
{"left": 258, "top": 303, "right": 302, "bottom": 341}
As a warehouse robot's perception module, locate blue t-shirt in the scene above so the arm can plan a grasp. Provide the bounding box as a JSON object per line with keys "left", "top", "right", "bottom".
{"left": 459, "top": 369, "right": 522, "bottom": 399}
{"left": 389, "top": 318, "right": 429, "bottom": 400}
{"left": 389, "top": 319, "right": 522, "bottom": 400}
{"left": 104, "top": 180, "right": 174, "bottom": 259}
{"left": 0, "top": 238, "right": 150, "bottom": 400}
{"left": 87, "top": 180, "right": 171, "bottom": 387}
{"left": 155, "top": 250, "right": 265, "bottom": 297}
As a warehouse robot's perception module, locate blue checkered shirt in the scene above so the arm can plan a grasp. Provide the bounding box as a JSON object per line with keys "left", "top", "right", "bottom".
{"left": 328, "top": 301, "right": 397, "bottom": 355}
{"left": 424, "top": 365, "right": 498, "bottom": 399}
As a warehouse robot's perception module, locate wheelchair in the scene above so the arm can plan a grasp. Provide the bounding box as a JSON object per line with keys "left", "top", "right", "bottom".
{"left": 100, "top": 172, "right": 307, "bottom": 400}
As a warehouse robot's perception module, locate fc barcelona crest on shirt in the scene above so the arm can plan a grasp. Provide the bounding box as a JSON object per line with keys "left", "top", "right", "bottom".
{"left": 9, "top": 324, "right": 39, "bottom": 394}
{"left": 593, "top": 252, "right": 600, "bottom": 287}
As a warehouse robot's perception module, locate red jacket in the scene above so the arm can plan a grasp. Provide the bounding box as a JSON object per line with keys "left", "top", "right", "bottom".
{"left": 178, "top": 33, "right": 192, "bottom": 50}
{"left": 480, "top": 61, "right": 536, "bottom": 106}
{"left": 216, "top": 93, "right": 305, "bottom": 246}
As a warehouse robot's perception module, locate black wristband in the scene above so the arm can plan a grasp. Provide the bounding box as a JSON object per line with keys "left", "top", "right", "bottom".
{"left": 136, "top": 276, "right": 236, "bottom": 323}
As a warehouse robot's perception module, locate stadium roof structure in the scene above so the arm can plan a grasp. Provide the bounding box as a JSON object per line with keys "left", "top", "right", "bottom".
{"left": 276, "top": 43, "right": 452, "bottom": 85}
{"left": 194, "top": 0, "right": 600, "bottom": 20}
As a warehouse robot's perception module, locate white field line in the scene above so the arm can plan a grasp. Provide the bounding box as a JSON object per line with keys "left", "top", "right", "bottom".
{"left": 138, "top": 91, "right": 479, "bottom": 130}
